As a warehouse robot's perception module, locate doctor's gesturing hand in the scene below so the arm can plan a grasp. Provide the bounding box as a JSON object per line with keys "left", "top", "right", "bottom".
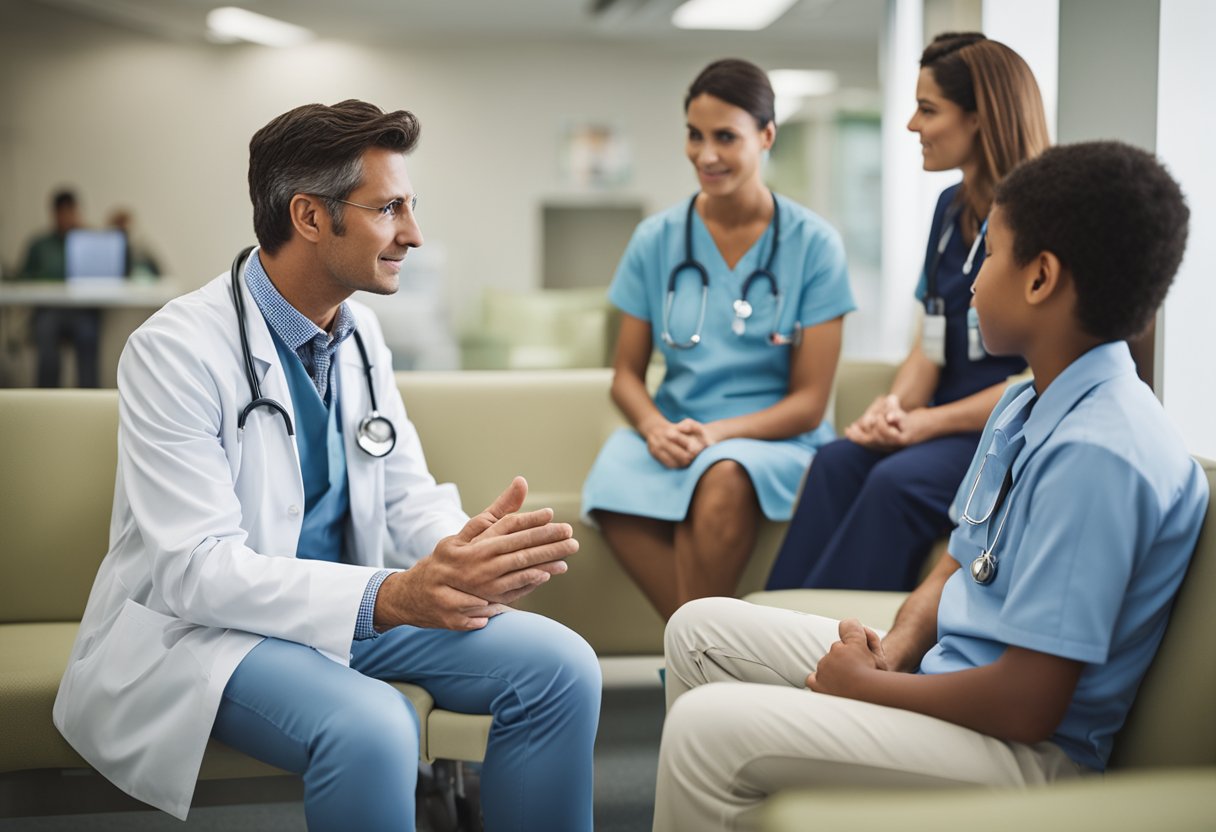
{"left": 373, "top": 476, "right": 577, "bottom": 631}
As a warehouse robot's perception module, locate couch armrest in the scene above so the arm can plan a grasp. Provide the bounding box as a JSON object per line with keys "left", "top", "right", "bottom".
{"left": 831, "top": 360, "right": 900, "bottom": 429}
{"left": 762, "top": 767, "right": 1216, "bottom": 832}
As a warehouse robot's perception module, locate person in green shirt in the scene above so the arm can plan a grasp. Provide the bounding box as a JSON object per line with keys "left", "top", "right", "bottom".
{"left": 19, "top": 188, "right": 101, "bottom": 387}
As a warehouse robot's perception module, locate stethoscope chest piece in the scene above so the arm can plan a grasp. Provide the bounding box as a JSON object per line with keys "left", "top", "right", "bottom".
{"left": 663, "top": 192, "right": 792, "bottom": 347}
{"left": 961, "top": 460, "right": 1013, "bottom": 585}
{"left": 231, "top": 246, "right": 397, "bottom": 459}
{"left": 731, "top": 298, "right": 752, "bottom": 336}
{"left": 356, "top": 412, "right": 396, "bottom": 457}
{"left": 970, "top": 552, "right": 997, "bottom": 585}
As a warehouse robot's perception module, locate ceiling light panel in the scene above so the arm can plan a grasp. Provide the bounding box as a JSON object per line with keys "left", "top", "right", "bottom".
{"left": 671, "top": 0, "right": 800, "bottom": 31}
{"left": 207, "top": 6, "right": 315, "bottom": 47}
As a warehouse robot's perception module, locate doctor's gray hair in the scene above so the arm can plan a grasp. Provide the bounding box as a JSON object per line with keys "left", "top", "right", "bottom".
{"left": 248, "top": 100, "right": 420, "bottom": 255}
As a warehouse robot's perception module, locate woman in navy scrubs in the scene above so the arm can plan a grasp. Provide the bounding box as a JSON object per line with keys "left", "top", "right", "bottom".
{"left": 766, "top": 33, "right": 1049, "bottom": 592}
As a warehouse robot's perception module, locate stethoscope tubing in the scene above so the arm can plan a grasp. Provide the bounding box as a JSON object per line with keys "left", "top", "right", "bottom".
{"left": 229, "top": 247, "right": 395, "bottom": 457}
{"left": 661, "top": 192, "right": 785, "bottom": 348}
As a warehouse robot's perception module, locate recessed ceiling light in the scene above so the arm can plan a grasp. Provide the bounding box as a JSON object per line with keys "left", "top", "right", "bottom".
{"left": 207, "top": 7, "right": 314, "bottom": 47}
{"left": 768, "top": 70, "right": 839, "bottom": 98}
{"left": 671, "top": 0, "right": 800, "bottom": 31}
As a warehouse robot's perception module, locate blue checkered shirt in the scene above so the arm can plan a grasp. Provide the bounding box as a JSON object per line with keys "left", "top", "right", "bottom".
{"left": 245, "top": 252, "right": 391, "bottom": 640}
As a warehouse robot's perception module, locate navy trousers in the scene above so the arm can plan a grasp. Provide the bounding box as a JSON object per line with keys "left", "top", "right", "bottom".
{"left": 32, "top": 307, "right": 100, "bottom": 388}
{"left": 765, "top": 434, "right": 981, "bottom": 592}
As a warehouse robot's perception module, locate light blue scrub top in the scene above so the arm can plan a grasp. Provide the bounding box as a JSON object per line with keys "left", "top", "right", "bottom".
{"left": 271, "top": 331, "right": 350, "bottom": 563}
{"left": 921, "top": 341, "right": 1208, "bottom": 771}
{"left": 581, "top": 194, "right": 855, "bottom": 523}
{"left": 612, "top": 194, "right": 854, "bottom": 429}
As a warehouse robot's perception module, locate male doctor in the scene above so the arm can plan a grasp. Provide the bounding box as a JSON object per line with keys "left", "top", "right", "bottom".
{"left": 53, "top": 100, "right": 601, "bottom": 831}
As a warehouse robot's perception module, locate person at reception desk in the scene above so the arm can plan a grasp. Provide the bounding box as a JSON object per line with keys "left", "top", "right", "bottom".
{"left": 18, "top": 188, "right": 101, "bottom": 387}
{"left": 107, "top": 207, "right": 163, "bottom": 278}
{"left": 52, "top": 100, "right": 600, "bottom": 831}
{"left": 652, "top": 142, "right": 1207, "bottom": 831}
{"left": 582, "top": 58, "right": 855, "bottom": 621}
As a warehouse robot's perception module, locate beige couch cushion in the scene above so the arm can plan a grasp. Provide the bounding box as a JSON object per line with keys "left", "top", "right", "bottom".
{"left": 762, "top": 768, "right": 1216, "bottom": 832}
{"left": 0, "top": 390, "right": 116, "bottom": 624}
{"left": 0, "top": 619, "right": 476, "bottom": 775}
{"left": 1110, "top": 457, "right": 1216, "bottom": 768}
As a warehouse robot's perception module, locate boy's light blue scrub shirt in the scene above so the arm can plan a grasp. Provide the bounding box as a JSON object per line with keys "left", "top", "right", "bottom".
{"left": 921, "top": 341, "right": 1209, "bottom": 771}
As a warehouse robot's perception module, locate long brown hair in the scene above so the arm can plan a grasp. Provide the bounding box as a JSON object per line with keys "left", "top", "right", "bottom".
{"left": 921, "top": 33, "right": 1050, "bottom": 240}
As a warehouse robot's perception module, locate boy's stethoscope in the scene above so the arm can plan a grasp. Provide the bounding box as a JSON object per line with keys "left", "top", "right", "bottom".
{"left": 229, "top": 247, "right": 397, "bottom": 458}
{"left": 660, "top": 192, "right": 798, "bottom": 349}
{"left": 959, "top": 459, "right": 1014, "bottom": 585}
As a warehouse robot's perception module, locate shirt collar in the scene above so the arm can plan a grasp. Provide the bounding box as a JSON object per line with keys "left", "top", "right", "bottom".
{"left": 244, "top": 250, "right": 355, "bottom": 352}
{"left": 1015, "top": 340, "right": 1137, "bottom": 473}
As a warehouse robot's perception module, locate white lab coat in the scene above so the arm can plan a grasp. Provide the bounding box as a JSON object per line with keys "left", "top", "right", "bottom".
{"left": 52, "top": 258, "right": 468, "bottom": 819}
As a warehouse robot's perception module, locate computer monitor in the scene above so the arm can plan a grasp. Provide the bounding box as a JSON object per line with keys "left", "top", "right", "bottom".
{"left": 65, "top": 229, "right": 127, "bottom": 282}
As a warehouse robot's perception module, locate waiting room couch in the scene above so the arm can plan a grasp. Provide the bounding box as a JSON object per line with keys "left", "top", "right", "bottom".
{"left": 3, "top": 362, "right": 1211, "bottom": 827}
{"left": 0, "top": 361, "right": 892, "bottom": 803}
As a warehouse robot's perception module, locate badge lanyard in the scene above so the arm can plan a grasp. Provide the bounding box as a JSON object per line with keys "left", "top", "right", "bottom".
{"left": 922, "top": 206, "right": 988, "bottom": 365}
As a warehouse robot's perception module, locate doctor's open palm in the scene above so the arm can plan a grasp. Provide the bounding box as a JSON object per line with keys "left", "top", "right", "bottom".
{"left": 373, "top": 476, "right": 577, "bottom": 631}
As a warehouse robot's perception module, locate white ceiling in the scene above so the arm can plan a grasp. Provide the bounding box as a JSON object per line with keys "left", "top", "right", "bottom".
{"left": 15, "top": 0, "right": 884, "bottom": 55}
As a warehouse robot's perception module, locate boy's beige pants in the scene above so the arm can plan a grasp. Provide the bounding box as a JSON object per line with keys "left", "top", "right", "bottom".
{"left": 654, "top": 597, "right": 1089, "bottom": 832}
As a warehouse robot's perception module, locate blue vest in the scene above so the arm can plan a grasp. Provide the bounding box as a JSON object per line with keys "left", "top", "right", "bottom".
{"left": 271, "top": 333, "right": 350, "bottom": 563}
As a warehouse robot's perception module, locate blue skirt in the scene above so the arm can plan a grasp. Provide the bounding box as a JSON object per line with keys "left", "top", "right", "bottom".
{"left": 580, "top": 428, "right": 819, "bottom": 525}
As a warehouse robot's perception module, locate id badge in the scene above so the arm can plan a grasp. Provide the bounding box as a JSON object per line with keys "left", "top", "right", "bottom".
{"left": 967, "top": 307, "right": 987, "bottom": 361}
{"left": 922, "top": 313, "right": 946, "bottom": 366}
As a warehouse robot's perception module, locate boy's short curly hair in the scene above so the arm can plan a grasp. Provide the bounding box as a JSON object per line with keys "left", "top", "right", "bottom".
{"left": 994, "top": 141, "right": 1189, "bottom": 341}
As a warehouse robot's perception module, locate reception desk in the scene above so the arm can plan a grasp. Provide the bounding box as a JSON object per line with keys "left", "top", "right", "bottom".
{"left": 0, "top": 279, "right": 184, "bottom": 388}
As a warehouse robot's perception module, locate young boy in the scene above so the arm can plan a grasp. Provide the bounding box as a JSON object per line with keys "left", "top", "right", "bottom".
{"left": 652, "top": 141, "right": 1208, "bottom": 832}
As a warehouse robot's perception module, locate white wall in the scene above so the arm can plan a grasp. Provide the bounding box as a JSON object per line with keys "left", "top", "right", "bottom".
{"left": 1056, "top": 0, "right": 1159, "bottom": 149}
{"left": 879, "top": 0, "right": 956, "bottom": 360}
{"left": 1158, "top": 0, "right": 1216, "bottom": 459}
{"left": 0, "top": 6, "right": 877, "bottom": 332}
{"left": 982, "top": 0, "right": 1058, "bottom": 140}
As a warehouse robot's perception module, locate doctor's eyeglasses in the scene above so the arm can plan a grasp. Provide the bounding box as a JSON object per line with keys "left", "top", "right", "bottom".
{"left": 312, "top": 193, "right": 418, "bottom": 222}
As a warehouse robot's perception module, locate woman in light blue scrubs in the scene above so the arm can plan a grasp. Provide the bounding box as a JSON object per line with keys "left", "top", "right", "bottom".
{"left": 582, "top": 59, "right": 855, "bottom": 620}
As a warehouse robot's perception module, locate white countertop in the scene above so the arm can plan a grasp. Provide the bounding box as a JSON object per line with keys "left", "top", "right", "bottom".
{"left": 0, "top": 279, "right": 185, "bottom": 308}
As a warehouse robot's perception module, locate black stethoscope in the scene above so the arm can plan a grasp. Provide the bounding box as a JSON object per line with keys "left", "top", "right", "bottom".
{"left": 660, "top": 192, "right": 797, "bottom": 349}
{"left": 229, "top": 246, "right": 397, "bottom": 458}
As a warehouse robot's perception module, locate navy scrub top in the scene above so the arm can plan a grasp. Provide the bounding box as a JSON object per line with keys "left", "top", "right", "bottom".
{"left": 915, "top": 184, "right": 1026, "bottom": 405}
